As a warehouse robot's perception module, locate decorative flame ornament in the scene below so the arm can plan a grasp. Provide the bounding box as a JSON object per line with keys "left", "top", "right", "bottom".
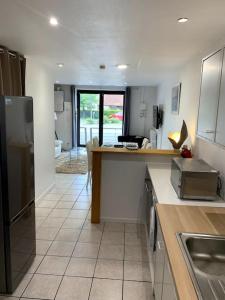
{"left": 168, "top": 121, "right": 188, "bottom": 149}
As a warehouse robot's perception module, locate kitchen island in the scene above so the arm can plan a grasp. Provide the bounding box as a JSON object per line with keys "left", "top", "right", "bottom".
{"left": 91, "top": 147, "right": 178, "bottom": 223}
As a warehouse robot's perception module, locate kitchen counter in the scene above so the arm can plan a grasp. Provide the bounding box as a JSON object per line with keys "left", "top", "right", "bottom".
{"left": 156, "top": 204, "right": 225, "bottom": 300}
{"left": 92, "top": 147, "right": 179, "bottom": 155}
{"left": 91, "top": 148, "right": 179, "bottom": 223}
{"left": 147, "top": 162, "right": 225, "bottom": 207}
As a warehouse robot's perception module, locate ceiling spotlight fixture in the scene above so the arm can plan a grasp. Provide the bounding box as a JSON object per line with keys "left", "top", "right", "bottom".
{"left": 49, "top": 17, "right": 59, "bottom": 26}
{"left": 177, "top": 17, "right": 189, "bottom": 23}
{"left": 57, "top": 63, "right": 64, "bottom": 68}
{"left": 117, "top": 64, "right": 128, "bottom": 70}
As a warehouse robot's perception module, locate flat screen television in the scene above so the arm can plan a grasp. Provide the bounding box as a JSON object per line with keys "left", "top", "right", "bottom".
{"left": 153, "top": 105, "right": 163, "bottom": 129}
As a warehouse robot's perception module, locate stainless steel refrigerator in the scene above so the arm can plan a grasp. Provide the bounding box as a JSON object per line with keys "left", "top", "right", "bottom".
{"left": 0, "top": 96, "right": 35, "bottom": 294}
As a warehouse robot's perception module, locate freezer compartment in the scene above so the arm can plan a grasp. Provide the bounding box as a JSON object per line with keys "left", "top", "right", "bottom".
{"left": 5, "top": 201, "right": 36, "bottom": 294}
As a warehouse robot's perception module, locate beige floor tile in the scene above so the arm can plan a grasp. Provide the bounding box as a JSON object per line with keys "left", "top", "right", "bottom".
{"left": 54, "top": 183, "right": 72, "bottom": 189}
{"left": 124, "top": 261, "right": 151, "bottom": 281}
{"left": 79, "top": 230, "right": 102, "bottom": 243}
{"left": 35, "top": 208, "right": 52, "bottom": 217}
{"left": 65, "top": 257, "right": 96, "bottom": 277}
{"left": 11, "top": 274, "right": 33, "bottom": 297}
{"left": 125, "top": 245, "right": 148, "bottom": 262}
{"left": 83, "top": 221, "right": 104, "bottom": 232}
{"left": 37, "top": 256, "right": 69, "bottom": 275}
{"left": 36, "top": 227, "right": 59, "bottom": 240}
{"left": 62, "top": 218, "right": 84, "bottom": 229}
{"left": 56, "top": 201, "right": 75, "bottom": 209}
{"left": 80, "top": 188, "right": 91, "bottom": 196}
{"left": 47, "top": 241, "right": 75, "bottom": 256}
{"left": 73, "top": 179, "right": 86, "bottom": 184}
{"left": 89, "top": 278, "right": 122, "bottom": 300}
{"left": 55, "top": 276, "right": 92, "bottom": 300}
{"left": 94, "top": 259, "right": 123, "bottom": 280}
{"left": 41, "top": 217, "right": 65, "bottom": 228}
{"left": 65, "top": 186, "right": 83, "bottom": 193}
{"left": 35, "top": 240, "right": 52, "bottom": 255}
{"left": 55, "top": 228, "right": 80, "bottom": 242}
{"left": 50, "top": 187, "right": 67, "bottom": 194}
{"left": 23, "top": 255, "right": 44, "bottom": 273}
{"left": 98, "top": 244, "right": 124, "bottom": 260}
{"left": 68, "top": 209, "right": 88, "bottom": 219}
{"left": 104, "top": 222, "right": 125, "bottom": 232}
{"left": 64, "top": 189, "right": 82, "bottom": 195}
{"left": 125, "top": 232, "right": 147, "bottom": 246}
{"left": 35, "top": 216, "right": 45, "bottom": 228}
{"left": 42, "top": 193, "right": 63, "bottom": 201}
{"left": 125, "top": 223, "right": 145, "bottom": 233}
{"left": 73, "top": 202, "right": 90, "bottom": 210}
{"left": 49, "top": 209, "right": 70, "bottom": 218}
{"left": 76, "top": 195, "right": 91, "bottom": 202}
{"left": 37, "top": 200, "right": 58, "bottom": 209}
{"left": 70, "top": 183, "right": 85, "bottom": 189}
{"left": 123, "top": 281, "right": 153, "bottom": 300}
{"left": 61, "top": 194, "right": 78, "bottom": 202}
{"left": 101, "top": 231, "right": 124, "bottom": 245}
{"left": 22, "top": 274, "right": 62, "bottom": 299}
{"left": 73, "top": 242, "right": 100, "bottom": 258}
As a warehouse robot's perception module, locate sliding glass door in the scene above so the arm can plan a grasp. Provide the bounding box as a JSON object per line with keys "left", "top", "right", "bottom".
{"left": 77, "top": 90, "right": 125, "bottom": 146}
{"left": 102, "top": 93, "right": 124, "bottom": 145}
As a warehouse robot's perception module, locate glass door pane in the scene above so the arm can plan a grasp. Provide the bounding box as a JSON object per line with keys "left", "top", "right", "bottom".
{"left": 102, "top": 93, "right": 124, "bottom": 145}
{"left": 78, "top": 93, "right": 100, "bottom": 146}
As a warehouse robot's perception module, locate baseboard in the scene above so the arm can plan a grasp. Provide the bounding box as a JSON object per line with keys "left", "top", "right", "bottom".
{"left": 35, "top": 182, "right": 55, "bottom": 202}
{"left": 100, "top": 217, "right": 145, "bottom": 224}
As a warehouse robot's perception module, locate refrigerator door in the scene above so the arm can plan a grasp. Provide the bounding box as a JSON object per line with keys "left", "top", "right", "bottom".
{"left": 0, "top": 96, "right": 34, "bottom": 221}
{"left": 0, "top": 178, "right": 6, "bottom": 292}
{"left": 5, "top": 201, "right": 36, "bottom": 293}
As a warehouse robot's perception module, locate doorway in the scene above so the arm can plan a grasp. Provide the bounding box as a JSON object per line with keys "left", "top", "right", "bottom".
{"left": 77, "top": 90, "right": 125, "bottom": 146}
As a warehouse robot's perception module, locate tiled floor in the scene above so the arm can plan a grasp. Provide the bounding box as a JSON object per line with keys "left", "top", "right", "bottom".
{"left": 0, "top": 173, "right": 153, "bottom": 300}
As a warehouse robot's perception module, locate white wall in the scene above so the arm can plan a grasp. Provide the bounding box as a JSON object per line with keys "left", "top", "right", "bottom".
{"left": 129, "top": 86, "right": 157, "bottom": 137}
{"left": 55, "top": 102, "right": 73, "bottom": 150}
{"left": 26, "top": 57, "right": 55, "bottom": 200}
{"left": 55, "top": 85, "right": 73, "bottom": 150}
{"left": 157, "top": 42, "right": 225, "bottom": 197}
{"left": 157, "top": 58, "right": 201, "bottom": 149}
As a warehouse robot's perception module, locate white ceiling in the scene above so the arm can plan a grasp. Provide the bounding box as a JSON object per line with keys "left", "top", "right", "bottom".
{"left": 1, "top": 0, "right": 225, "bottom": 86}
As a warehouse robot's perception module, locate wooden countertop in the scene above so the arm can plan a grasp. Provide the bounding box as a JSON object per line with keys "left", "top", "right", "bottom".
{"left": 156, "top": 204, "right": 225, "bottom": 300}
{"left": 92, "top": 147, "right": 179, "bottom": 155}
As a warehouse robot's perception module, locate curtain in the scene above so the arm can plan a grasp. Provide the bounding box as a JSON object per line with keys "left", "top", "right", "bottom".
{"left": 71, "top": 85, "right": 76, "bottom": 148}
{"left": 0, "top": 46, "right": 26, "bottom": 96}
{"left": 123, "top": 86, "right": 131, "bottom": 135}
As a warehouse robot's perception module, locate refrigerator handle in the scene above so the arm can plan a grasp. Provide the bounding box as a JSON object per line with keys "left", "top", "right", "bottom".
{"left": 10, "top": 200, "right": 35, "bottom": 225}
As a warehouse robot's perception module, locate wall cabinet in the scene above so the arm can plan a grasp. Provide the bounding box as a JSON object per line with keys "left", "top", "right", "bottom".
{"left": 197, "top": 49, "right": 223, "bottom": 142}
{"left": 197, "top": 47, "right": 225, "bottom": 147}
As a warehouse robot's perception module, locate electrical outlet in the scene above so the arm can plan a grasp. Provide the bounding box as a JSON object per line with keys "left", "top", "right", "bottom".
{"left": 217, "top": 173, "right": 225, "bottom": 199}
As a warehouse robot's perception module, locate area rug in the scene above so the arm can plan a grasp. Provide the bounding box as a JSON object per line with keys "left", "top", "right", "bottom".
{"left": 56, "top": 151, "right": 88, "bottom": 174}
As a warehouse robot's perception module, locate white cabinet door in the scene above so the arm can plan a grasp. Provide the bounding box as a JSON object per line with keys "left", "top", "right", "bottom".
{"left": 197, "top": 49, "right": 223, "bottom": 141}
{"left": 216, "top": 51, "right": 225, "bottom": 146}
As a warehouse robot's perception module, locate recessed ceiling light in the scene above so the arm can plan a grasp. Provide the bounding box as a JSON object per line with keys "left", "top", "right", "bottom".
{"left": 177, "top": 17, "right": 189, "bottom": 23}
{"left": 117, "top": 64, "right": 128, "bottom": 70}
{"left": 57, "top": 63, "right": 64, "bottom": 68}
{"left": 49, "top": 17, "right": 58, "bottom": 26}
{"left": 99, "top": 64, "right": 106, "bottom": 70}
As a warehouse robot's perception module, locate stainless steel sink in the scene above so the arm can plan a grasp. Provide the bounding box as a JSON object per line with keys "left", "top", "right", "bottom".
{"left": 177, "top": 233, "right": 225, "bottom": 300}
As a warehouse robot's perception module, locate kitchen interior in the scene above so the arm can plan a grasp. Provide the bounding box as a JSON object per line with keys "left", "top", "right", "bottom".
{"left": 1, "top": 1, "right": 225, "bottom": 300}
